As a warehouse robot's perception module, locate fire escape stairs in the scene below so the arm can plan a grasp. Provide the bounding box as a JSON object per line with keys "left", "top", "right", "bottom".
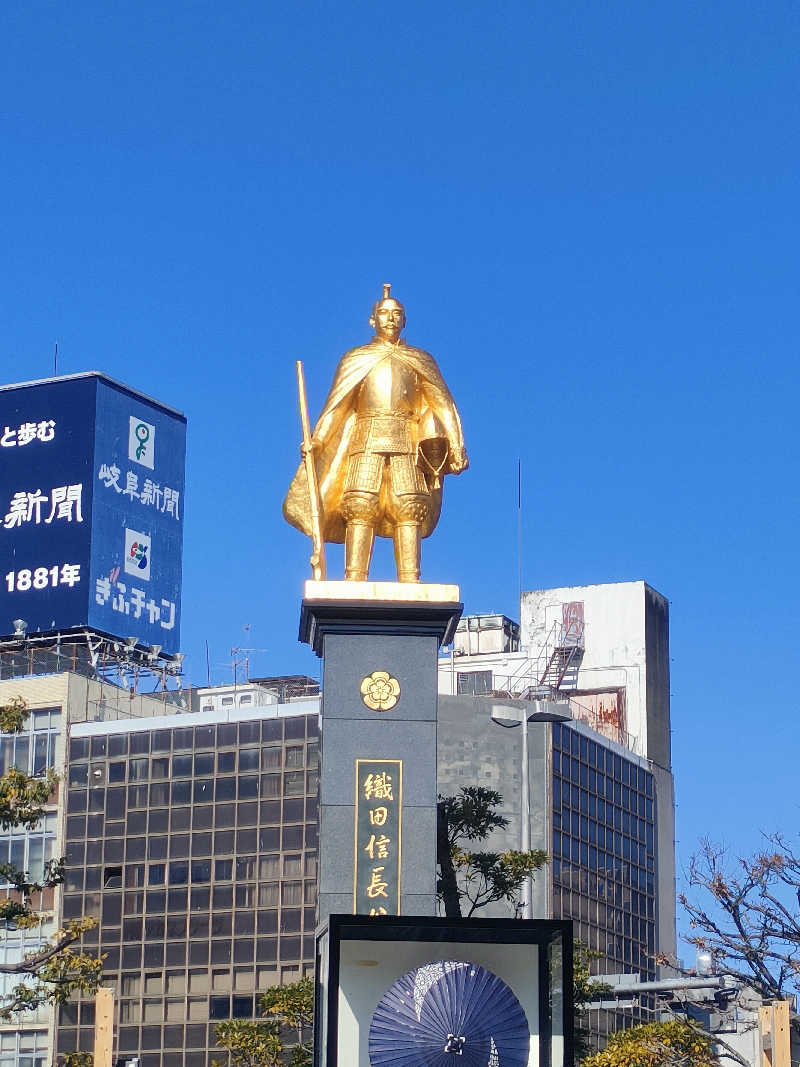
{"left": 539, "top": 643, "right": 581, "bottom": 691}
{"left": 499, "top": 611, "right": 585, "bottom": 701}
{"left": 531, "top": 615, "right": 585, "bottom": 698}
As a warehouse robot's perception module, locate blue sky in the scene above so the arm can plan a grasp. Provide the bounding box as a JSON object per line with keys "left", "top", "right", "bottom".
{"left": 2, "top": 0, "right": 799, "bottom": 946}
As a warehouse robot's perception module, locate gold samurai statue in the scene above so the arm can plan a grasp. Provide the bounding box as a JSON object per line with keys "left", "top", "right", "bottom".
{"left": 283, "top": 285, "right": 468, "bottom": 583}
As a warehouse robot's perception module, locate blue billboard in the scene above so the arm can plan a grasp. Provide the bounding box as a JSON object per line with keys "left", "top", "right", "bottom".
{"left": 0, "top": 373, "right": 186, "bottom": 654}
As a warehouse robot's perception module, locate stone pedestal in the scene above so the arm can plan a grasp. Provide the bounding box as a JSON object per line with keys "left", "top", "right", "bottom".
{"left": 300, "top": 581, "right": 462, "bottom": 923}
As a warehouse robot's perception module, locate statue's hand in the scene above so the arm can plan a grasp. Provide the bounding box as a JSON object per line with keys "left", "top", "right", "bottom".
{"left": 449, "top": 449, "right": 468, "bottom": 474}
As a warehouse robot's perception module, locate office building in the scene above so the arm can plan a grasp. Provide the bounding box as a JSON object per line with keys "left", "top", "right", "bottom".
{"left": 0, "top": 578, "right": 674, "bottom": 1063}
{"left": 0, "top": 669, "right": 177, "bottom": 1067}
{"left": 437, "top": 581, "right": 676, "bottom": 991}
{"left": 56, "top": 682, "right": 319, "bottom": 1067}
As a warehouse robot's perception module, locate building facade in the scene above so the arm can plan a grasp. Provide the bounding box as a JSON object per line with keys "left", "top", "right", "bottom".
{"left": 0, "top": 670, "right": 177, "bottom": 1067}
{"left": 0, "top": 579, "right": 674, "bottom": 1063}
{"left": 56, "top": 692, "right": 319, "bottom": 1067}
{"left": 437, "top": 580, "right": 676, "bottom": 992}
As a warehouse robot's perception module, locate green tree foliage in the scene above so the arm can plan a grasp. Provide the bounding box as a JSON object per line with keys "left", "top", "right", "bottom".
{"left": 0, "top": 697, "right": 101, "bottom": 1018}
{"left": 572, "top": 941, "right": 613, "bottom": 1060}
{"left": 437, "top": 787, "right": 547, "bottom": 917}
{"left": 213, "top": 976, "right": 314, "bottom": 1067}
{"left": 59, "top": 1054, "right": 93, "bottom": 1067}
{"left": 581, "top": 1019, "right": 718, "bottom": 1067}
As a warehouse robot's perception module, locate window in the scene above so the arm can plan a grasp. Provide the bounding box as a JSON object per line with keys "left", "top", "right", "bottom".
{"left": 194, "top": 753, "right": 214, "bottom": 776}
{"left": 457, "top": 670, "right": 492, "bottom": 695}
{"left": 215, "top": 859, "right": 233, "bottom": 881}
{"left": 104, "top": 865, "right": 123, "bottom": 889}
{"left": 69, "top": 764, "right": 88, "bottom": 786}
{"left": 261, "top": 748, "right": 281, "bottom": 770}
{"left": 129, "top": 757, "right": 149, "bottom": 781}
{"left": 218, "top": 751, "right": 235, "bottom": 773}
{"left": 210, "top": 996, "right": 230, "bottom": 1019}
{"left": 285, "top": 746, "right": 304, "bottom": 769}
{"left": 0, "top": 708, "right": 59, "bottom": 778}
{"left": 151, "top": 757, "right": 170, "bottom": 779}
{"left": 173, "top": 755, "right": 192, "bottom": 777}
{"left": 0, "top": 813, "right": 57, "bottom": 885}
{"left": 284, "top": 772, "right": 305, "bottom": 796}
{"left": 191, "top": 860, "right": 211, "bottom": 883}
{"left": 169, "top": 862, "right": 189, "bottom": 885}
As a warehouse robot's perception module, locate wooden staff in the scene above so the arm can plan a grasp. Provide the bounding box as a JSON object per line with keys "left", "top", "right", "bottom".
{"left": 296, "top": 361, "right": 326, "bottom": 580}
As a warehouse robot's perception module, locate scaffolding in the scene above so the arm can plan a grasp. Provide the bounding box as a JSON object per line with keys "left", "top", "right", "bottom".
{"left": 0, "top": 630, "right": 184, "bottom": 699}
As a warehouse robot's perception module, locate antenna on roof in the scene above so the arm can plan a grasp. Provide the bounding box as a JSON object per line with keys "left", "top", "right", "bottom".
{"left": 53, "top": 342, "right": 58, "bottom": 376}
{"left": 517, "top": 458, "right": 523, "bottom": 608}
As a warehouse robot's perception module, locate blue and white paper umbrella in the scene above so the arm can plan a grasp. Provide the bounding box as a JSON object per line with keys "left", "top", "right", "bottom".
{"left": 368, "top": 960, "right": 530, "bottom": 1067}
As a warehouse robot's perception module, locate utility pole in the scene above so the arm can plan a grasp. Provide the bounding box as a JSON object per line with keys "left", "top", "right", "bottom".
{"left": 760, "top": 1000, "right": 790, "bottom": 1067}
{"left": 93, "top": 986, "right": 114, "bottom": 1067}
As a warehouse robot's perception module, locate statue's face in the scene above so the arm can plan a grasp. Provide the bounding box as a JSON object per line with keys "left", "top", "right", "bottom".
{"left": 373, "top": 302, "right": 406, "bottom": 342}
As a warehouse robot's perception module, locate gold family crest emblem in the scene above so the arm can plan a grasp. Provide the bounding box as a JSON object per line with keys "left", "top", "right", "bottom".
{"left": 360, "top": 671, "right": 401, "bottom": 712}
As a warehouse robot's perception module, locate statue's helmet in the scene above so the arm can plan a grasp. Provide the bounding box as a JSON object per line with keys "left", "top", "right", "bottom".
{"left": 369, "top": 283, "right": 406, "bottom": 329}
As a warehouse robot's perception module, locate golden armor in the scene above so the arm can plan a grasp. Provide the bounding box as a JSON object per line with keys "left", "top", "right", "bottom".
{"left": 284, "top": 285, "right": 468, "bottom": 583}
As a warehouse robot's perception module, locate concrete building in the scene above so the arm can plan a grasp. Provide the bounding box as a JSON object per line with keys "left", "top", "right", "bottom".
{"left": 55, "top": 685, "right": 319, "bottom": 1067}
{"left": 0, "top": 579, "right": 675, "bottom": 1063}
{"left": 440, "top": 581, "right": 671, "bottom": 765}
{"left": 0, "top": 670, "right": 178, "bottom": 1067}
{"left": 437, "top": 581, "right": 676, "bottom": 996}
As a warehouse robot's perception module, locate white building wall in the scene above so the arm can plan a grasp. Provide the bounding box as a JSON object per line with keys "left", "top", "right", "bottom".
{"left": 437, "top": 649, "right": 529, "bottom": 695}
{"left": 521, "top": 581, "right": 653, "bottom": 759}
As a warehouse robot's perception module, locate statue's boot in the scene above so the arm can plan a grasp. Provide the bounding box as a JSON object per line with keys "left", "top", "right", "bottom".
{"left": 345, "top": 522, "right": 374, "bottom": 582}
{"left": 394, "top": 522, "right": 421, "bottom": 583}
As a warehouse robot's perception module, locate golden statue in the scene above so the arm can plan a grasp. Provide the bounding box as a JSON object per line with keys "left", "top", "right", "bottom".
{"left": 284, "top": 285, "right": 468, "bottom": 583}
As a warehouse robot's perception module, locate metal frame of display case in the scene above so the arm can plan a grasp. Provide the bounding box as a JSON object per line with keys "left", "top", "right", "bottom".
{"left": 315, "top": 914, "right": 574, "bottom": 1067}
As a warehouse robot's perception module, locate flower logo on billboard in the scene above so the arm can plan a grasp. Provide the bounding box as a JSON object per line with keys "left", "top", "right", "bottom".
{"left": 124, "top": 529, "right": 151, "bottom": 581}
{"left": 128, "top": 416, "right": 155, "bottom": 469}
{"left": 129, "top": 540, "right": 148, "bottom": 570}
{"left": 360, "top": 671, "right": 401, "bottom": 712}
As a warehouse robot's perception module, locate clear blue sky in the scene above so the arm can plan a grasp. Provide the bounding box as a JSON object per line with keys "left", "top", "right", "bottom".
{"left": 2, "top": 0, "right": 798, "bottom": 947}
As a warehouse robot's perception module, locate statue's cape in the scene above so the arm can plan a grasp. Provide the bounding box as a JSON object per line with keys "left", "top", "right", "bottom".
{"left": 283, "top": 339, "right": 465, "bottom": 543}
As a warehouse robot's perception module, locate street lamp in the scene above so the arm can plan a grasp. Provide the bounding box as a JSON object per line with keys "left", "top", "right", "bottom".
{"left": 491, "top": 699, "right": 572, "bottom": 919}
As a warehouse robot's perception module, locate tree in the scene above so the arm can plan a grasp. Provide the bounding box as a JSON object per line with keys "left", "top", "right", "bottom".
{"left": 437, "top": 787, "right": 547, "bottom": 917}
{"left": 213, "top": 976, "right": 314, "bottom": 1067}
{"left": 572, "top": 941, "right": 613, "bottom": 1060}
{"left": 680, "top": 835, "right": 800, "bottom": 1003}
{"left": 581, "top": 1019, "right": 718, "bottom": 1067}
{"left": 0, "top": 697, "right": 101, "bottom": 1018}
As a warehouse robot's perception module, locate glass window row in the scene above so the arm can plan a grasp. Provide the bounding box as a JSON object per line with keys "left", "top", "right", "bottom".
{"left": 113, "top": 964, "right": 300, "bottom": 996}
{"left": 75, "top": 905, "right": 315, "bottom": 947}
{"left": 66, "top": 825, "right": 316, "bottom": 870}
{"left": 557, "top": 908, "right": 655, "bottom": 975}
{"left": 554, "top": 773, "right": 654, "bottom": 821}
{"left": 553, "top": 830, "right": 651, "bottom": 871}
{"left": 58, "top": 1013, "right": 311, "bottom": 1059}
{"left": 65, "top": 798, "right": 317, "bottom": 841}
{"left": 66, "top": 851, "right": 316, "bottom": 892}
{"left": 69, "top": 714, "right": 318, "bottom": 761}
{"left": 67, "top": 770, "right": 317, "bottom": 812}
{"left": 63, "top": 877, "right": 317, "bottom": 917}
{"left": 86, "top": 933, "right": 315, "bottom": 970}
{"left": 68, "top": 742, "right": 318, "bottom": 786}
{"left": 552, "top": 725, "right": 653, "bottom": 796}
{"left": 554, "top": 805, "right": 655, "bottom": 848}
{"left": 84, "top": 909, "right": 317, "bottom": 944}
